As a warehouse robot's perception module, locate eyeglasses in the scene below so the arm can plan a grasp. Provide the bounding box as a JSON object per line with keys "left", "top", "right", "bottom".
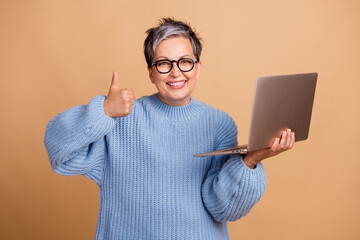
{"left": 151, "top": 57, "right": 198, "bottom": 74}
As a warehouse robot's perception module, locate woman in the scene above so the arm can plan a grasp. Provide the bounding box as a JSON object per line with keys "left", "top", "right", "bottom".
{"left": 45, "top": 18, "right": 294, "bottom": 239}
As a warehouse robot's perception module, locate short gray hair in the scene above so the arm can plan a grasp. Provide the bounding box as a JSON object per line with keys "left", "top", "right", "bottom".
{"left": 144, "top": 18, "right": 203, "bottom": 68}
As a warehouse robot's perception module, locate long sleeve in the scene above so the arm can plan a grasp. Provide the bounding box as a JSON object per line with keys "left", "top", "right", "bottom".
{"left": 201, "top": 113, "right": 267, "bottom": 222}
{"left": 44, "top": 95, "right": 117, "bottom": 184}
{"left": 43, "top": 94, "right": 266, "bottom": 239}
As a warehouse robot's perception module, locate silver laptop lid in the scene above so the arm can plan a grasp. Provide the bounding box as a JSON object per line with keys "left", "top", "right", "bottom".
{"left": 247, "top": 72, "right": 317, "bottom": 151}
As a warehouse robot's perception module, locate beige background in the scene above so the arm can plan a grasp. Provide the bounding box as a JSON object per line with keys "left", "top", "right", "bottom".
{"left": 1, "top": 0, "right": 359, "bottom": 239}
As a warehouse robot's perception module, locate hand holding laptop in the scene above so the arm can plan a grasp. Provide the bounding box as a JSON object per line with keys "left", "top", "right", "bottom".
{"left": 243, "top": 128, "right": 295, "bottom": 169}
{"left": 194, "top": 72, "right": 317, "bottom": 166}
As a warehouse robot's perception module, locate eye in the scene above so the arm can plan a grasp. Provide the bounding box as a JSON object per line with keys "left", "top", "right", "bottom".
{"left": 179, "top": 58, "right": 193, "bottom": 64}
{"left": 157, "top": 60, "right": 171, "bottom": 66}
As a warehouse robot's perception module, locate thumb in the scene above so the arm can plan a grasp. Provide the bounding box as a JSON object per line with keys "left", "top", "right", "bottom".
{"left": 111, "top": 71, "right": 119, "bottom": 89}
{"left": 108, "top": 71, "right": 119, "bottom": 96}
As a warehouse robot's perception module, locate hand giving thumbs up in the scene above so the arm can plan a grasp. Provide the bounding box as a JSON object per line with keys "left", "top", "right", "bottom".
{"left": 103, "top": 72, "right": 135, "bottom": 118}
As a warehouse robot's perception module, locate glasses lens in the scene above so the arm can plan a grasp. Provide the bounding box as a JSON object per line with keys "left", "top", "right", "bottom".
{"left": 156, "top": 60, "right": 172, "bottom": 73}
{"left": 178, "top": 58, "right": 195, "bottom": 72}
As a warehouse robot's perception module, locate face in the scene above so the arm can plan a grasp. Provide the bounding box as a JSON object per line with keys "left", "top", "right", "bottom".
{"left": 148, "top": 36, "right": 202, "bottom": 106}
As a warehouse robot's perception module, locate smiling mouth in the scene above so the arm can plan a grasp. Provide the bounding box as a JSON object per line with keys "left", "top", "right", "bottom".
{"left": 166, "top": 80, "right": 187, "bottom": 87}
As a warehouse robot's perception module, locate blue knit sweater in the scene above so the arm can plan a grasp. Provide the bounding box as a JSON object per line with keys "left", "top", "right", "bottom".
{"left": 44, "top": 93, "right": 266, "bottom": 240}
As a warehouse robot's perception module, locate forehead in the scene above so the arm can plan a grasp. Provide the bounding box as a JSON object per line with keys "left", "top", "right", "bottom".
{"left": 153, "top": 36, "right": 194, "bottom": 59}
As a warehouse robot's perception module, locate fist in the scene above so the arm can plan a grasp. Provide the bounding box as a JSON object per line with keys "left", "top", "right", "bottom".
{"left": 103, "top": 71, "right": 135, "bottom": 118}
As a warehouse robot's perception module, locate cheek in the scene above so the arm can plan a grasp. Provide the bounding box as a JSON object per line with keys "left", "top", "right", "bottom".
{"left": 150, "top": 72, "right": 164, "bottom": 84}
{"left": 184, "top": 72, "right": 198, "bottom": 81}
{"left": 156, "top": 76, "right": 167, "bottom": 84}
{"left": 153, "top": 76, "right": 168, "bottom": 88}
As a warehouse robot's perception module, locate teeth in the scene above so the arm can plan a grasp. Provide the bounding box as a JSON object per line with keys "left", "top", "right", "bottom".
{"left": 168, "top": 81, "right": 186, "bottom": 86}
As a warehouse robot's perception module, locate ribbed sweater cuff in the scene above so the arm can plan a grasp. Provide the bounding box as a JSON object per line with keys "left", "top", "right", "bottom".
{"left": 82, "top": 95, "right": 117, "bottom": 141}
{"left": 224, "top": 155, "right": 266, "bottom": 182}
{"left": 202, "top": 155, "right": 267, "bottom": 222}
{"left": 222, "top": 156, "right": 267, "bottom": 220}
{"left": 221, "top": 156, "right": 267, "bottom": 200}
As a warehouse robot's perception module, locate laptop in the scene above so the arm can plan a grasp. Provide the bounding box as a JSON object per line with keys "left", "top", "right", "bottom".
{"left": 194, "top": 72, "right": 318, "bottom": 157}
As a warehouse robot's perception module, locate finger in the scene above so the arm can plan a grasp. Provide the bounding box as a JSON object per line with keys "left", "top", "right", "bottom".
{"left": 109, "top": 71, "right": 119, "bottom": 93}
{"left": 119, "top": 89, "right": 134, "bottom": 99}
{"left": 127, "top": 88, "right": 135, "bottom": 98}
{"left": 130, "top": 93, "right": 136, "bottom": 101}
{"left": 280, "top": 130, "right": 287, "bottom": 149}
{"left": 113, "top": 71, "right": 119, "bottom": 88}
{"left": 285, "top": 129, "right": 292, "bottom": 148}
{"left": 123, "top": 89, "right": 136, "bottom": 101}
{"left": 290, "top": 132, "right": 295, "bottom": 148}
{"left": 271, "top": 137, "right": 280, "bottom": 151}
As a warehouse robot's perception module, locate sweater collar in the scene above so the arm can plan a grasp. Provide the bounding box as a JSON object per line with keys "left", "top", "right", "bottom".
{"left": 146, "top": 93, "right": 204, "bottom": 121}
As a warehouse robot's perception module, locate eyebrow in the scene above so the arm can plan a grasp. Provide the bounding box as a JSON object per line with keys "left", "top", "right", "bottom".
{"left": 155, "top": 54, "right": 192, "bottom": 60}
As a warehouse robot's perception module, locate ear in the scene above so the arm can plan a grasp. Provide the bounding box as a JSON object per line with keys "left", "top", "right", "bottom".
{"left": 148, "top": 67, "right": 156, "bottom": 84}
{"left": 195, "top": 61, "right": 202, "bottom": 80}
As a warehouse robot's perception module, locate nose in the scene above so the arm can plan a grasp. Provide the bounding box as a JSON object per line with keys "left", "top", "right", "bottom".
{"left": 169, "top": 62, "right": 181, "bottom": 77}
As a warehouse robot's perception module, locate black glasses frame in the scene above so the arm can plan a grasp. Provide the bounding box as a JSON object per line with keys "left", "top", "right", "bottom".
{"left": 151, "top": 57, "right": 198, "bottom": 74}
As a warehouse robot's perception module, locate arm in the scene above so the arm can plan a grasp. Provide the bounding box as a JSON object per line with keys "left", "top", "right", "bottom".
{"left": 44, "top": 72, "right": 135, "bottom": 184}
{"left": 44, "top": 95, "right": 117, "bottom": 184}
{"left": 201, "top": 113, "right": 267, "bottom": 222}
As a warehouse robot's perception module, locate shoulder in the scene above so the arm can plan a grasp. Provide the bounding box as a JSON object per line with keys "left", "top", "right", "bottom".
{"left": 129, "top": 95, "right": 153, "bottom": 113}
{"left": 197, "top": 100, "right": 236, "bottom": 127}
{"left": 195, "top": 100, "right": 238, "bottom": 149}
{"left": 192, "top": 98, "right": 237, "bottom": 139}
